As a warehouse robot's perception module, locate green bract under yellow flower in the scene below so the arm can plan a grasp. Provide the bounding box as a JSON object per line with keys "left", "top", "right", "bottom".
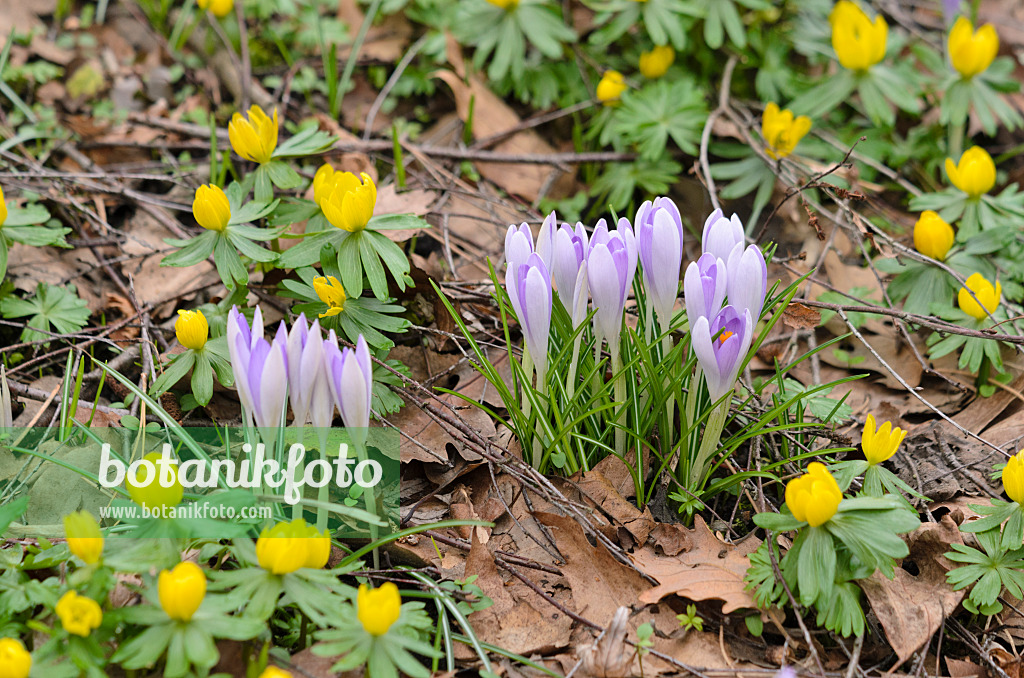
{"left": 197, "top": 0, "right": 233, "bottom": 17}
{"left": 193, "top": 184, "right": 231, "bottom": 232}
{"left": 913, "top": 211, "right": 954, "bottom": 261}
{"left": 958, "top": 272, "right": 1001, "bottom": 320}
{"left": 785, "top": 462, "right": 842, "bottom": 527}
{"left": 638, "top": 45, "right": 674, "bottom": 79}
{"left": 1003, "top": 451, "right": 1024, "bottom": 504}
{"left": 313, "top": 276, "right": 347, "bottom": 317}
{"left": 256, "top": 519, "right": 331, "bottom": 575}
{"left": 56, "top": 591, "right": 103, "bottom": 637}
{"left": 127, "top": 452, "right": 184, "bottom": 511}
{"left": 762, "top": 102, "right": 811, "bottom": 160}
{"left": 176, "top": 309, "right": 209, "bottom": 350}
{"left": 319, "top": 170, "right": 377, "bottom": 232}
{"left": 357, "top": 582, "right": 401, "bottom": 636}
{"left": 229, "top": 105, "right": 279, "bottom": 164}
{"left": 949, "top": 16, "right": 998, "bottom": 79}
{"left": 64, "top": 510, "right": 103, "bottom": 565}
{"left": 861, "top": 414, "right": 906, "bottom": 465}
{"left": 159, "top": 561, "right": 206, "bottom": 622}
{"left": 0, "top": 637, "right": 32, "bottom": 678}
{"left": 829, "top": 0, "right": 887, "bottom": 72}
{"left": 945, "top": 146, "right": 996, "bottom": 199}
{"left": 596, "top": 71, "right": 627, "bottom": 105}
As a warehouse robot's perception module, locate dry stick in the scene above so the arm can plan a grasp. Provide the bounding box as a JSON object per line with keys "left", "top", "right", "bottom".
{"left": 698, "top": 55, "right": 739, "bottom": 212}
{"left": 362, "top": 34, "right": 429, "bottom": 140}
{"left": 6, "top": 381, "right": 129, "bottom": 417}
{"left": 766, "top": 532, "right": 828, "bottom": 678}
{"left": 234, "top": 0, "right": 252, "bottom": 111}
{"left": 420, "top": 529, "right": 561, "bottom": 575}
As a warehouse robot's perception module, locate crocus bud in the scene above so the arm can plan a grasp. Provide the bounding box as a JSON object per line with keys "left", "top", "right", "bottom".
{"left": 949, "top": 17, "right": 998, "bottom": 78}
{"left": 127, "top": 451, "right": 184, "bottom": 512}
{"left": 0, "top": 637, "right": 31, "bottom": 678}
{"left": 829, "top": 0, "right": 887, "bottom": 72}
{"left": 587, "top": 218, "right": 637, "bottom": 346}
{"left": 175, "top": 309, "right": 209, "bottom": 350}
{"left": 197, "top": 0, "right": 233, "bottom": 17}
{"left": 192, "top": 184, "right": 231, "bottom": 232}
{"left": 287, "top": 315, "right": 331, "bottom": 427}
{"left": 861, "top": 414, "right": 907, "bottom": 465}
{"left": 913, "top": 211, "right": 955, "bottom": 261}
{"left": 552, "top": 222, "right": 590, "bottom": 326}
{"left": 785, "top": 462, "right": 843, "bottom": 527}
{"left": 684, "top": 253, "right": 727, "bottom": 325}
{"left": 958, "top": 272, "right": 1001, "bottom": 320}
{"left": 158, "top": 561, "right": 206, "bottom": 622}
{"left": 324, "top": 333, "right": 373, "bottom": 430}
{"left": 636, "top": 197, "right": 683, "bottom": 325}
{"left": 238, "top": 324, "right": 290, "bottom": 430}
{"left": 701, "top": 209, "right": 745, "bottom": 264}
{"left": 762, "top": 103, "right": 812, "bottom": 160}
{"left": 227, "top": 306, "right": 264, "bottom": 420}
{"left": 726, "top": 243, "right": 768, "bottom": 320}
{"left": 321, "top": 172, "right": 377, "bottom": 233}
{"left": 64, "top": 510, "right": 103, "bottom": 565}
{"left": 56, "top": 591, "right": 103, "bottom": 637}
{"left": 691, "top": 305, "right": 753, "bottom": 401}
{"left": 1003, "top": 451, "right": 1024, "bottom": 505}
{"left": 505, "top": 213, "right": 555, "bottom": 273}
{"left": 228, "top": 105, "right": 278, "bottom": 165}
{"left": 596, "top": 71, "right": 627, "bottom": 105}
{"left": 357, "top": 582, "right": 402, "bottom": 636}
{"left": 506, "top": 253, "right": 554, "bottom": 374}
{"left": 945, "top": 147, "right": 996, "bottom": 199}
{"left": 639, "top": 45, "right": 674, "bottom": 79}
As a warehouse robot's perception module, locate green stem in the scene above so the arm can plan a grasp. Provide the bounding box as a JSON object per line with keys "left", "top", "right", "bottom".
{"left": 660, "top": 318, "right": 675, "bottom": 460}
{"left": 610, "top": 336, "right": 625, "bottom": 459}
{"left": 566, "top": 332, "right": 583, "bottom": 401}
{"left": 333, "top": 0, "right": 384, "bottom": 119}
{"left": 351, "top": 431, "right": 379, "bottom": 570}
{"left": 521, "top": 348, "right": 534, "bottom": 422}
{"left": 689, "top": 400, "right": 729, "bottom": 490}
{"left": 315, "top": 427, "right": 330, "bottom": 532}
{"left": 292, "top": 424, "right": 305, "bottom": 521}
{"left": 532, "top": 361, "right": 547, "bottom": 469}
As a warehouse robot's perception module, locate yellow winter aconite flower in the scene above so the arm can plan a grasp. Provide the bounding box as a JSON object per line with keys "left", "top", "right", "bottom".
{"left": 312, "top": 164, "right": 338, "bottom": 208}
{"left": 0, "top": 185, "right": 7, "bottom": 226}
{"left": 192, "top": 184, "right": 231, "bottom": 232}
{"left": 596, "top": 71, "right": 627, "bottom": 105}
{"left": 256, "top": 519, "right": 330, "bottom": 574}
{"left": 229, "top": 105, "right": 279, "bottom": 164}
{"left": 945, "top": 146, "right": 996, "bottom": 199}
{"left": 320, "top": 172, "right": 376, "bottom": 233}
{"left": 913, "top": 211, "right": 955, "bottom": 261}
{"left": 1003, "top": 451, "right": 1024, "bottom": 504}
{"left": 158, "top": 561, "right": 206, "bottom": 622}
{"left": 638, "top": 46, "right": 675, "bottom": 79}
{"left": 127, "top": 452, "right": 184, "bottom": 511}
{"left": 357, "top": 582, "right": 401, "bottom": 636}
{"left": 258, "top": 667, "right": 293, "bottom": 678}
{"left": 762, "top": 102, "right": 812, "bottom": 160}
{"left": 175, "top": 309, "right": 209, "bottom": 350}
{"left": 313, "top": 276, "right": 347, "bottom": 318}
{"left": 64, "top": 510, "right": 103, "bottom": 565}
{"left": 829, "top": 0, "right": 887, "bottom": 72}
{"left": 861, "top": 414, "right": 907, "bottom": 465}
{"left": 0, "top": 637, "right": 31, "bottom": 678}
{"left": 56, "top": 591, "right": 103, "bottom": 637}
{"left": 197, "top": 0, "right": 233, "bottom": 18}
{"left": 958, "top": 272, "right": 1001, "bottom": 320}
{"left": 949, "top": 17, "right": 999, "bottom": 78}
{"left": 486, "top": 0, "right": 518, "bottom": 10}
{"left": 785, "top": 462, "right": 842, "bottom": 527}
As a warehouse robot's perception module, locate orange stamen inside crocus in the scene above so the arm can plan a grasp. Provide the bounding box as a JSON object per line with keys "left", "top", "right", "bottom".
{"left": 719, "top": 331, "right": 734, "bottom": 344}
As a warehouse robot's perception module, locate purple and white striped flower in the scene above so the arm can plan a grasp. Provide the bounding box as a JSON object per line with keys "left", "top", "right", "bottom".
{"left": 701, "top": 209, "right": 745, "bottom": 263}
{"left": 324, "top": 332, "right": 373, "bottom": 430}
{"left": 227, "top": 305, "right": 264, "bottom": 418}
{"left": 587, "top": 218, "right": 637, "bottom": 345}
{"left": 506, "top": 252, "right": 553, "bottom": 372}
{"left": 691, "top": 305, "right": 754, "bottom": 401}
{"left": 636, "top": 197, "right": 683, "bottom": 325}
{"left": 239, "top": 323, "right": 289, "bottom": 430}
{"left": 552, "top": 222, "right": 589, "bottom": 325}
{"left": 286, "top": 314, "right": 332, "bottom": 427}
{"left": 726, "top": 243, "right": 768, "bottom": 320}
{"left": 683, "top": 253, "right": 727, "bottom": 326}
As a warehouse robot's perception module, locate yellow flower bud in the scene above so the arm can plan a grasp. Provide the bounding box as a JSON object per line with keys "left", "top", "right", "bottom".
{"left": 127, "top": 452, "right": 184, "bottom": 512}
{"left": 64, "top": 510, "right": 103, "bottom": 565}
{"left": 913, "top": 211, "right": 955, "bottom": 261}
{"left": 948, "top": 17, "right": 998, "bottom": 79}
{"left": 357, "top": 582, "right": 401, "bottom": 636}
{"left": 0, "top": 637, "right": 32, "bottom": 678}
{"left": 313, "top": 164, "right": 338, "bottom": 208}
{"left": 55, "top": 591, "right": 103, "bottom": 637}
{"left": 829, "top": 1, "right": 887, "bottom": 72}
{"left": 258, "top": 667, "right": 293, "bottom": 678}
{"left": 256, "top": 519, "right": 328, "bottom": 575}
{"left": 228, "top": 105, "right": 279, "bottom": 165}
{"left": 175, "top": 309, "right": 209, "bottom": 351}
{"left": 192, "top": 184, "right": 231, "bottom": 232}
{"left": 320, "top": 172, "right": 376, "bottom": 233}
{"left": 158, "top": 561, "right": 206, "bottom": 622}
{"left": 596, "top": 71, "right": 627, "bottom": 106}
{"left": 761, "top": 102, "right": 812, "bottom": 160}
{"left": 945, "top": 146, "right": 996, "bottom": 199}
{"left": 958, "top": 272, "right": 1001, "bottom": 320}
{"left": 1003, "top": 451, "right": 1024, "bottom": 505}
{"left": 784, "top": 462, "right": 842, "bottom": 527}
{"left": 313, "top": 276, "right": 347, "bottom": 318}
{"left": 638, "top": 46, "right": 674, "bottom": 80}
{"left": 0, "top": 185, "right": 7, "bottom": 227}
{"left": 861, "top": 414, "right": 907, "bottom": 466}
{"left": 485, "top": 0, "right": 518, "bottom": 9}
{"left": 197, "top": 0, "right": 233, "bottom": 17}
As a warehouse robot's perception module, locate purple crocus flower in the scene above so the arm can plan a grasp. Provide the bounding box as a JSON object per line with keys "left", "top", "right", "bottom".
{"left": 324, "top": 332, "right": 373, "bottom": 430}
{"left": 587, "top": 217, "right": 637, "bottom": 345}
{"left": 506, "top": 252, "right": 553, "bottom": 372}
{"left": 241, "top": 323, "right": 289, "bottom": 430}
{"left": 504, "top": 211, "right": 556, "bottom": 272}
{"left": 552, "top": 222, "right": 589, "bottom": 324}
{"left": 692, "top": 305, "right": 754, "bottom": 401}
{"left": 636, "top": 197, "right": 683, "bottom": 325}
{"left": 684, "top": 253, "right": 727, "bottom": 325}
{"left": 701, "top": 209, "right": 745, "bottom": 263}
{"left": 726, "top": 243, "right": 768, "bottom": 319}
{"left": 227, "top": 305, "right": 264, "bottom": 418}
{"left": 286, "top": 314, "right": 332, "bottom": 427}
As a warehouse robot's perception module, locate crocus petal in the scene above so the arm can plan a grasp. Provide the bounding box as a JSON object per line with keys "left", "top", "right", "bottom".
{"left": 726, "top": 243, "right": 768, "bottom": 319}
{"left": 702, "top": 210, "right": 745, "bottom": 263}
